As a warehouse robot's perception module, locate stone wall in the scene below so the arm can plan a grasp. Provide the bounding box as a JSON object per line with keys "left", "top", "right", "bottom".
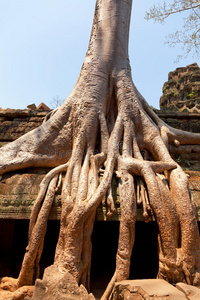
{"left": 0, "top": 106, "right": 199, "bottom": 221}
{"left": 157, "top": 111, "right": 200, "bottom": 168}
{"left": 160, "top": 63, "right": 200, "bottom": 113}
{"left": 0, "top": 108, "right": 49, "bottom": 147}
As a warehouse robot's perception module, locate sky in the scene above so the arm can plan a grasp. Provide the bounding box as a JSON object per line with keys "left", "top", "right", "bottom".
{"left": 0, "top": 0, "right": 199, "bottom": 110}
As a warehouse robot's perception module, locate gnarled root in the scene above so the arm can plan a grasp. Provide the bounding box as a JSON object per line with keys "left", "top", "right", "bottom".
{"left": 0, "top": 67, "right": 199, "bottom": 300}
{"left": 100, "top": 73, "right": 200, "bottom": 298}
{"left": 54, "top": 114, "right": 123, "bottom": 288}
{"left": 18, "top": 173, "right": 60, "bottom": 287}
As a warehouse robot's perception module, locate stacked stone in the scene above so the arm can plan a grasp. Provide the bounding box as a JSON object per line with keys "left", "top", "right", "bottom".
{"left": 0, "top": 104, "right": 50, "bottom": 147}
{"left": 160, "top": 63, "right": 200, "bottom": 113}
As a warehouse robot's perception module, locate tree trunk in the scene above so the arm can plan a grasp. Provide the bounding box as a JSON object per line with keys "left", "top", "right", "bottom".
{"left": 0, "top": 0, "right": 200, "bottom": 299}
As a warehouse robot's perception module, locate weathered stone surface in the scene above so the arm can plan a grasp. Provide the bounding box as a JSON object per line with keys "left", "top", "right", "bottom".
{"left": 111, "top": 279, "right": 187, "bottom": 299}
{"left": 0, "top": 108, "right": 49, "bottom": 142}
{"left": 27, "top": 104, "right": 37, "bottom": 110}
{"left": 0, "top": 277, "right": 34, "bottom": 300}
{"left": 157, "top": 112, "right": 200, "bottom": 134}
{"left": 32, "top": 265, "right": 95, "bottom": 300}
{"left": 0, "top": 170, "right": 62, "bottom": 220}
{"left": 0, "top": 106, "right": 199, "bottom": 222}
{"left": 160, "top": 63, "right": 200, "bottom": 113}
{"left": 176, "top": 282, "right": 200, "bottom": 300}
{"left": 0, "top": 286, "right": 34, "bottom": 300}
{"left": 1, "top": 169, "right": 200, "bottom": 221}
{"left": 37, "top": 102, "right": 50, "bottom": 111}
{"left": 186, "top": 171, "right": 200, "bottom": 191}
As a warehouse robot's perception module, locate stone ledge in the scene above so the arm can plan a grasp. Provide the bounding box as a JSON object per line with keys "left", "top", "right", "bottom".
{"left": 111, "top": 279, "right": 200, "bottom": 299}
{"left": 176, "top": 282, "right": 200, "bottom": 299}
{"left": 158, "top": 112, "right": 200, "bottom": 119}
{"left": 0, "top": 108, "right": 49, "bottom": 118}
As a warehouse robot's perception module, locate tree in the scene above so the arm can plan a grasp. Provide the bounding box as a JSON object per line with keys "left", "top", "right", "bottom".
{"left": 145, "top": 0, "right": 200, "bottom": 60}
{"left": 49, "top": 95, "right": 64, "bottom": 109}
{"left": 0, "top": 0, "right": 200, "bottom": 299}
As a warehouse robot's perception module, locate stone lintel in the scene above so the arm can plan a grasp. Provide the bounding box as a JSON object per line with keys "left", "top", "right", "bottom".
{"left": 0, "top": 170, "right": 200, "bottom": 221}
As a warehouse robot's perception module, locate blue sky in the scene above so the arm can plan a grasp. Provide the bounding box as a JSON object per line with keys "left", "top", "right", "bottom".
{"left": 0, "top": 0, "right": 198, "bottom": 109}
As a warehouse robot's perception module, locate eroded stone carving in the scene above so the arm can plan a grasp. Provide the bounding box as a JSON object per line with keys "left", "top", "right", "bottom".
{"left": 160, "top": 63, "right": 200, "bottom": 113}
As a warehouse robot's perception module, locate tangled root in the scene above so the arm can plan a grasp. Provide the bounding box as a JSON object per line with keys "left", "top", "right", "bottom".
{"left": 0, "top": 3, "right": 200, "bottom": 297}
{"left": 0, "top": 69, "right": 198, "bottom": 299}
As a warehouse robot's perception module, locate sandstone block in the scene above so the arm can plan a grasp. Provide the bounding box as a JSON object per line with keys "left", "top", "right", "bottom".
{"left": 32, "top": 265, "right": 95, "bottom": 300}
{"left": 176, "top": 282, "right": 200, "bottom": 300}
{"left": 111, "top": 279, "right": 188, "bottom": 299}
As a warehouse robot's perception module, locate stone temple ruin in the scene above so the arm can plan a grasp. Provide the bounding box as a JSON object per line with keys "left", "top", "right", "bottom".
{"left": 0, "top": 64, "right": 200, "bottom": 299}
{"left": 160, "top": 63, "right": 200, "bottom": 113}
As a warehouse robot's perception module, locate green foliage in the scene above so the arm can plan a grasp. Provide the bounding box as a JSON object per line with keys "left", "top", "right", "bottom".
{"left": 175, "top": 154, "right": 196, "bottom": 168}
{"left": 188, "top": 91, "right": 195, "bottom": 98}
{"left": 145, "top": 0, "right": 200, "bottom": 60}
{"left": 162, "top": 85, "right": 168, "bottom": 92}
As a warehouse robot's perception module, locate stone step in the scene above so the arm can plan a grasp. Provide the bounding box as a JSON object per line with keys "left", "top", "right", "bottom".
{"left": 111, "top": 279, "right": 200, "bottom": 299}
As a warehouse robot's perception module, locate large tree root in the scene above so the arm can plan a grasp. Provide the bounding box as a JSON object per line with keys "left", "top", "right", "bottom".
{"left": 0, "top": 0, "right": 200, "bottom": 299}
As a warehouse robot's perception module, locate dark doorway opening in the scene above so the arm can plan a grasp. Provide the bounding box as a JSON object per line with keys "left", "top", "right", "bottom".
{"left": 130, "top": 221, "right": 159, "bottom": 279}
{"left": 0, "top": 219, "right": 60, "bottom": 279}
{"left": 91, "top": 221, "right": 119, "bottom": 292}
{"left": 0, "top": 218, "right": 159, "bottom": 295}
{"left": 90, "top": 220, "right": 159, "bottom": 296}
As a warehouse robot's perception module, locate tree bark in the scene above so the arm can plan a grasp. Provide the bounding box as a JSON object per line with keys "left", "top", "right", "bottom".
{"left": 0, "top": 0, "right": 200, "bottom": 299}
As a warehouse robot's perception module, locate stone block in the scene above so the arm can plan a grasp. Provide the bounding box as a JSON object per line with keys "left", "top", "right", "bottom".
{"left": 27, "top": 103, "right": 37, "bottom": 110}
{"left": 176, "top": 282, "right": 200, "bottom": 299}
{"left": 32, "top": 265, "right": 95, "bottom": 300}
{"left": 111, "top": 279, "right": 187, "bottom": 299}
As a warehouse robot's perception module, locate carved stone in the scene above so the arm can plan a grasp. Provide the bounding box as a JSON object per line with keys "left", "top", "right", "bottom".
{"left": 160, "top": 63, "right": 200, "bottom": 113}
